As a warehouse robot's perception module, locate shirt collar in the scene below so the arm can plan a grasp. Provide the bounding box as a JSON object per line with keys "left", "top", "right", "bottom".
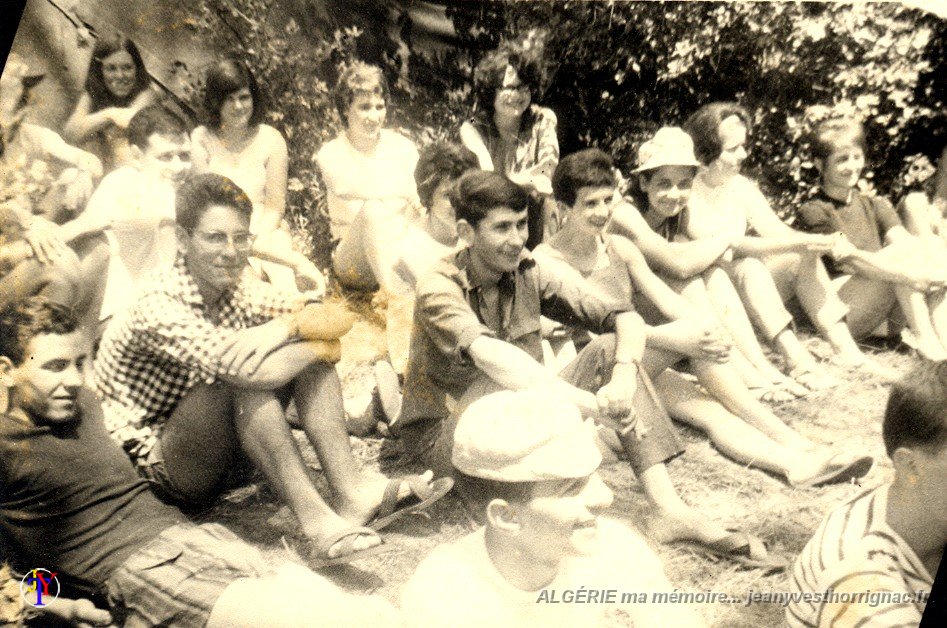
{"left": 454, "top": 247, "right": 534, "bottom": 292}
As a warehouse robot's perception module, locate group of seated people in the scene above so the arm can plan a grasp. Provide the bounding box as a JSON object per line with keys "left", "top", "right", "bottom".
{"left": 0, "top": 34, "right": 943, "bottom": 627}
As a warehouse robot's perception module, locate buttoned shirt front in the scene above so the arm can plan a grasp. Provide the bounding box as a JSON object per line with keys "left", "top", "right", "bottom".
{"left": 401, "top": 247, "right": 627, "bottom": 427}
{"left": 93, "top": 254, "right": 310, "bottom": 464}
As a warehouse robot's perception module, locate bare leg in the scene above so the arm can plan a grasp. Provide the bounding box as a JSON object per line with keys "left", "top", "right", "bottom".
{"left": 639, "top": 463, "right": 732, "bottom": 545}
{"left": 691, "top": 358, "right": 815, "bottom": 450}
{"left": 895, "top": 285, "right": 947, "bottom": 360}
{"left": 654, "top": 370, "right": 830, "bottom": 484}
{"left": 288, "top": 361, "right": 422, "bottom": 526}
{"left": 702, "top": 264, "right": 790, "bottom": 385}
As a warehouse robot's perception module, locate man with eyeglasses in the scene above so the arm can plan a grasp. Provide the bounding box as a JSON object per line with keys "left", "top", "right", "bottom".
{"left": 93, "top": 173, "right": 451, "bottom": 566}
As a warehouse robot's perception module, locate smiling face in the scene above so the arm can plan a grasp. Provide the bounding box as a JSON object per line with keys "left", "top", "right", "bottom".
{"left": 569, "top": 185, "right": 615, "bottom": 234}
{"left": 180, "top": 203, "right": 253, "bottom": 298}
{"left": 511, "top": 472, "right": 614, "bottom": 560}
{"left": 219, "top": 86, "right": 254, "bottom": 130}
{"left": 709, "top": 115, "right": 748, "bottom": 179}
{"left": 492, "top": 66, "right": 531, "bottom": 120}
{"left": 101, "top": 49, "right": 137, "bottom": 100}
{"left": 462, "top": 206, "right": 529, "bottom": 276}
{"left": 345, "top": 92, "right": 386, "bottom": 143}
{"left": 7, "top": 332, "right": 87, "bottom": 424}
{"left": 136, "top": 133, "right": 192, "bottom": 185}
{"left": 818, "top": 145, "right": 865, "bottom": 192}
{"left": 639, "top": 165, "right": 697, "bottom": 219}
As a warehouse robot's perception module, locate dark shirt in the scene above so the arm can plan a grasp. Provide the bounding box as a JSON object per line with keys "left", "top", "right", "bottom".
{"left": 0, "top": 392, "right": 182, "bottom": 588}
{"left": 798, "top": 190, "right": 902, "bottom": 277}
{"left": 401, "top": 247, "right": 627, "bottom": 426}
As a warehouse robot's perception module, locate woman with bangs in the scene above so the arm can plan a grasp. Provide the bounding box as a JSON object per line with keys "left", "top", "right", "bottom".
{"left": 192, "top": 57, "right": 322, "bottom": 292}
{"left": 460, "top": 41, "right": 560, "bottom": 246}
{"left": 64, "top": 34, "right": 157, "bottom": 171}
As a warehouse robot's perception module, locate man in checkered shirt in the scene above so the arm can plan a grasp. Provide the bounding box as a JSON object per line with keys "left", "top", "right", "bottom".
{"left": 94, "top": 173, "right": 440, "bottom": 563}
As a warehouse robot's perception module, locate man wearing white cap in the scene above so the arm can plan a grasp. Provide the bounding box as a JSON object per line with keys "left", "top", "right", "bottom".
{"left": 400, "top": 388, "right": 705, "bottom": 627}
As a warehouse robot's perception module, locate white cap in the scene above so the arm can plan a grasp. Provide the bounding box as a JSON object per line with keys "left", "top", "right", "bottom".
{"left": 452, "top": 387, "right": 602, "bottom": 482}
{"left": 634, "top": 126, "right": 701, "bottom": 172}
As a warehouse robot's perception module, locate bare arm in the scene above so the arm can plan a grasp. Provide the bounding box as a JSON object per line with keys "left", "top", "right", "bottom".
{"left": 467, "top": 335, "right": 598, "bottom": 415}
{"left": 612, "top": 235, "right": 691, "bottom": 321}
{"left": 63, "top": 94, "right": 114, "bottom": 144}
{"left": 255, "top": 127, "right": 289, "bottom": 234}
{"left": 609, "top": 201, "right": 731, "bottom": 279}
{"left": 733, "top": 231, "right": 833, "bottom": 257}
{"left": 218, "top": 339, "right": 340, "bottom": 390}
{"left": 459, "top": 121, "right": 495, "bottom": 171}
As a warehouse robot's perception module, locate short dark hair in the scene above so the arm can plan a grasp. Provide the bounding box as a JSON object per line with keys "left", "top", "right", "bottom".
{"left": 683, "top": 102, "right": 752, "bottom": 165}
{"left": 472, "top": 42, "right": 547, "bottom": 124}
{"left": 203, "top": 57, "right": 264, "bottom": 130}
{"left": 414, "top": 142, "right": 479, "bottom": 209}
{"left": 449, "top": 170, "right": 530, "bottom": 227}
{"left": 84, "top": 34, "right": 151, "bottom": 111}
{"left": 333, "top": 62, "right": 389, "bottom": 123}
{"left": 126, "top": 105, "right": 188, "bottom": 149}
{"left": 455, "top": 471, "right": 535, "bottom": 525}
{"left": 0, "top": 297, "right": 79, "bottom": 365}
{"left": 176, "top": 173, "right": 253, "bottom": 232}
{"left": 883, "top": 362, "right": 947, "bottom": 457}
{"left": 810, "top": 117, "right": 867, "bottom": 162}
{"left": 552, "top": 148, "right": 618, "bottom": 207}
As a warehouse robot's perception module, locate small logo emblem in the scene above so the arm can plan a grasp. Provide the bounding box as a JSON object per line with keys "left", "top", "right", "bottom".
{"left": 20, "top": 568, "right": 60, "bottom": 607}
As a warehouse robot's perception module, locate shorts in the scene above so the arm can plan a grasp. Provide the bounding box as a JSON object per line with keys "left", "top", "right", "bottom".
{"left": 105, "top": 522, "right": 271, "bottom": 628}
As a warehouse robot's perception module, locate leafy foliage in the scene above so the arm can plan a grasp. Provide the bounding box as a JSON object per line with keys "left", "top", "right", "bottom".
{"left": 441, "top": 1, "right": 947, "bottom": 219}
{"left": 181, "top": 0, "right": 947, "bottom": 257}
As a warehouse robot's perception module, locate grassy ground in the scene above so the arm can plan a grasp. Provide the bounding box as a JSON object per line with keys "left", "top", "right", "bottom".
{"left": 202, "top": 305, "right": 916, "bottom": 627}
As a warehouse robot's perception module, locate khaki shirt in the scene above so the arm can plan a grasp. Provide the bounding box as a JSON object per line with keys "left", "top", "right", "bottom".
{"left": 401, "top": 247, "right": 627, "bottom": 427}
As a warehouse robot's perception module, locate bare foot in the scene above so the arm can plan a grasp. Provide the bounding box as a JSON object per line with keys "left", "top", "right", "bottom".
{"left": 645, "top": 505, "right": 730, "bottom": 546}
{"left": 336, "top": 470, "right": 435, "bottom": 525}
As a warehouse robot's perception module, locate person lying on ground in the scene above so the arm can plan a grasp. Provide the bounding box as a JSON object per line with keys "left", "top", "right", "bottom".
{"left": 539, "top": 147, "right": 872, "bottom": 492}
{"left": 0, "top": 296, "right": 400, "bottom": 627}
{"left": 192, "top": 57, "right": 323, "bottom": 293}
{"left": 93, "top": 173, "right": 451, "bottom": 566}
{"left": 786, "top": 360, "right": 942, "bottom": 627}
{"left": 682, "top": 102, "right": 867, "bottom": 390}
{"left": 401, "top": 388, "right": 706, "bottom": 627}
{"left": 799, "top": 116, "right": 947, "bottom": 362}
{"left": 396, "top": 169, "right": 791, "bottom": 569}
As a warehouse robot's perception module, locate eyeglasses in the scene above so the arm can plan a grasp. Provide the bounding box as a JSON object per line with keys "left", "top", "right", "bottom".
{"left": 190, "top": 230, "right": 256, "bottom": 251}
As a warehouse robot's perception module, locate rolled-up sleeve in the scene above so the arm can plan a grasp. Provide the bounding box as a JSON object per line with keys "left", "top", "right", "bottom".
{"left": 535, "top": 256, "right": 628, "bottom": 334}
{"left": 415, "top": 271, "right": 494, "bottom": 364}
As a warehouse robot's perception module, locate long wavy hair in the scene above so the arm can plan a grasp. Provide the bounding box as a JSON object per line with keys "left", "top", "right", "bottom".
{"left": 84, "top": 34, "right": 151, "bottom": 112}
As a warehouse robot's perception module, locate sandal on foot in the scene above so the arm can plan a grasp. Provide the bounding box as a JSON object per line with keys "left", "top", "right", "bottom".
{"left": 790, "top": 453, "right": 873, "bottom": 489}
{"left": 368, "top": 475, "right": 454, "bottom": 532}
{"left": 673, "top": 531, "right": 788, "bottom": 574}
{"left": 309, "top": 526, "right": 391, "bottom": 568}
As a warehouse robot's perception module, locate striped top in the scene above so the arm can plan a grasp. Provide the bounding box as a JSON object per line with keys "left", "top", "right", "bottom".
{"left": 787, "top": 485, "right": 933, "bottom": 627}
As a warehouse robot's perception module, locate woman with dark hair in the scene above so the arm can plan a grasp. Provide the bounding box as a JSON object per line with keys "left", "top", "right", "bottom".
{"left": 460, "top": 41, "right": 559, "bottom": 245}
{"left": 191, "top": 58, "right": 323, "bottom": 292}
{"left": 64, "top": 34, "right": 157, "bottom": 171}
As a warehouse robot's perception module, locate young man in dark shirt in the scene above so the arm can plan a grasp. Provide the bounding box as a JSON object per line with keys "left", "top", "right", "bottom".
{"left": 0, "top": 296, "right": 398, "bottom": 627}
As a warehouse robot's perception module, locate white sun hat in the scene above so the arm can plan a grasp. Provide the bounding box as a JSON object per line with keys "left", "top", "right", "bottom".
{"left": 634, "top": 126, "right": 701, "bottom": 172}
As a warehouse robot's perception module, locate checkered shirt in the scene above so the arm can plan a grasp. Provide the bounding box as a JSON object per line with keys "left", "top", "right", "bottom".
{"left": 93, "top": 254, "right": 309, "bottom": 465}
